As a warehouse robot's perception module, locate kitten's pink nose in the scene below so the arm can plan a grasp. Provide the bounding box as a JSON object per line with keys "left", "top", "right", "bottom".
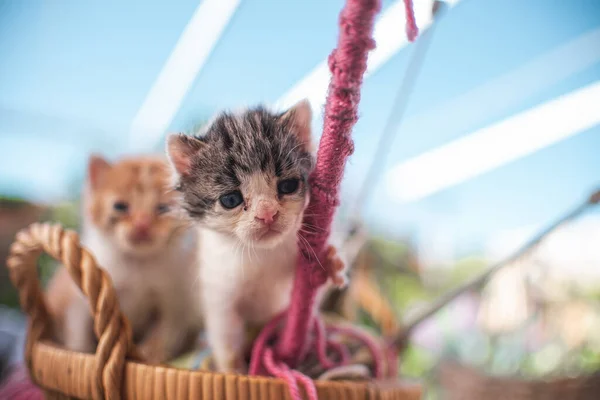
{"left": 131, "top": 214, "right": 152, "bottom": 240}
{"left": 255, "top": 205, "right": 279, "bottom": 226}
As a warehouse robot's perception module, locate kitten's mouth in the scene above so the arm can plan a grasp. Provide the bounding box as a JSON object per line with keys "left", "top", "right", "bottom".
{"left": 130, "top": 237, "right": 153, "bottom": 245}
{"left": 255, "top": 227, "right": 282, "bottom": 242}
{"left": 128, "top": 232, "right": 154, "bottom": 245}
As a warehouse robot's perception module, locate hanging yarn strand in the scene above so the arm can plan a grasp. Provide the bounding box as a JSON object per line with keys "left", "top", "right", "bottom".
{"left": 249, "top": 1, "right": 419, "bottom": 398}
{"left": 275, "top": 0, "right": 419, "bottom": 367}
{"left": 275, "top": 0, "right": 381, "bottom": 366}
{"left": 404, "top": 0, "right": 419, "bottom": 41}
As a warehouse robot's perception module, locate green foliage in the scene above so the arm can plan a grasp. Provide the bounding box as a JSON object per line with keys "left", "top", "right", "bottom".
{"left": 401, "top": 345, "right": 441, "bottom": 400}
{"left": 402, "top": 344, "right": 437, "bottom": 378}
{"left": 1, "top": 199, "right": 81, "bottom": 309}
{"left": 47, "top": 201, "right": 80, "bottom": 231}
{"left": 38, "top": 254, "right": 59, "bottom": 288}
{"left": 369, "top": 236, "right": 410, "bottom": 261}
{"left": 577, "top": 347, "right": 600, "bottom": 373}
{"left": 384, "top": 273, "right": 433, "bottom": 313}
{"left": 362, "top": 234, "right": 600, "bottom": 395}
{"left": 38, "top": 201, "right": 81, "bottom": 286}
{"left": 446, "top": 256, "right": 486, "bottom": 287}
{"left": 0, "top": 285, "right": 20, "bottom": 308}
{"left": 0, "top": 195, "right": 27, "bottom": 207}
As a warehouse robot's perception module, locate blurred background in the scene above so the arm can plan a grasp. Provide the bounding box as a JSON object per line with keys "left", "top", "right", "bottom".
{"left": 1, "top": 0, "right": 599, "bottom": 398}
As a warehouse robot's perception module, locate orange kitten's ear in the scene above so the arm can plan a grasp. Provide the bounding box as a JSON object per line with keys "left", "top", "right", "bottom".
{"left": 281, "top": 99, "right": 313, "bottom": 150}
{"left": 88, "top": 154, "right": 111, "bottom": 190}
{"left": 166, "top": 133, "right": 205, "bottom": 176}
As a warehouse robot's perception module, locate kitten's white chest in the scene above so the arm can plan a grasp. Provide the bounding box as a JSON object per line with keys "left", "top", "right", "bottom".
{"left": 82, "top": 229, "right": 200, "bottom": 330}
{"left": 199, "top": 228, "right": 297, "bottom": 324}
{"left": 237, "top": 245, "right": 296, "bottom": 323}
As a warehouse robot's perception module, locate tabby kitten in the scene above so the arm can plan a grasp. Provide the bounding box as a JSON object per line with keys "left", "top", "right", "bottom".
{"left": 46, "top": 155, "right": 202, "bottom": 364}
{"left": 166, "top": 100, "right": 347, "bottom": 372}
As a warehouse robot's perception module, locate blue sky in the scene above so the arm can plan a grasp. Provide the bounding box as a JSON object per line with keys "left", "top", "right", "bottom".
{"left": 1, "top": 0, "right": 599, "bottom": 252}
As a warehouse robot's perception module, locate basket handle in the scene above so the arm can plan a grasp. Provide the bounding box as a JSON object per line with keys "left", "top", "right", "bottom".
{"left": 6, "top": 222, "right": 140, "bottom": 400}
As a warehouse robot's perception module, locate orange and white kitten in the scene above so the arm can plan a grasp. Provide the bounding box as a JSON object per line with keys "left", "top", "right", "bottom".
{"left": 46, "top": 155, "right": 202, "bottom": 364}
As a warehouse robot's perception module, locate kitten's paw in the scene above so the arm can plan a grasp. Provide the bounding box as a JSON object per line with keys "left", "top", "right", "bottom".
{"left": 324, "top": 245, "right": 348, "bottom": 289}
{"left": 216, "top": 352, "right": 247, "bottom": 374}
{"left": 138, "top": 339, "right": 168, "bottom": 365}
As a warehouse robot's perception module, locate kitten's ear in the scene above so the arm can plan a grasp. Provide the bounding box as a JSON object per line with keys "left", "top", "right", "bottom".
{"left": 166, "top": 133, "right": 205, "bottom": 176}
{"left": 88, "top": 154, "right": 111, "bottom": 190}
{"left": 281, "top": 99, "right": 313, "bottom": 150}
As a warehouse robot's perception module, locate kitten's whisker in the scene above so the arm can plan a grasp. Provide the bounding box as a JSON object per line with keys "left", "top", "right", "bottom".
{"left": 282, "top": 158, "right": 296, "bottom": 171}
{"left": 299, "top": 227, "right": 319, "bottom": 236}
{"left": 246, "top": 240, "right": 255, "bottom": 265}
{"left": 233, "top": 240, "right": 241, "bottom": 260}
{"left": 191, "top": 272, "right": 201, "bottom": 291}
{"left": 239, "top": 242, "right": 247, "bottom": 281}
{"left": 297, "top": 232, "right": 325, "bottom": 273}
{"left": 298, "top": 225, "right": 327, "bottom": 237}
{"left": 243, "top": 241, "right": 250, "bottom": 265}
{"left": 232, "top": 240, "right": 243, "bottom": 279}
{"left": 238, "top": 240, "right": 249, "bottom": 281}
{"left": 299, "top": 233, "right": 324, "bottom": 272}
{"left": 298, "top": 229, "right": 327, "bottom": 240}
{"left": 250, "top": 241, "right": 258, "bottom": 264}
{"left": 283, "top": 143, "right": 304, "bottom": 164}
{"left": 296, "top": 233, "right": 311, "bottom": 260}
{"left": 302, "top": 223, "right": 327, "bottom": 233}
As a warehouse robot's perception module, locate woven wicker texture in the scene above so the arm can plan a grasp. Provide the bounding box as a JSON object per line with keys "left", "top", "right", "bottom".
{"left": 7, "top": 222, "right": 422, "bottom": 400}
{"left": 7, "top": 223, "right": 141, "bottom": 400}
{"left": 29, "top": 341, "right": 421, "bottom": 400}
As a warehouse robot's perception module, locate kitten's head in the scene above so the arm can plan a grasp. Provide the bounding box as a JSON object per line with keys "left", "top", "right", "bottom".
{"left": 84, "top": 155, "right": 184, "bottom": 257}
{"left": 167, "top": 100, "right": 314, "bottom": 249}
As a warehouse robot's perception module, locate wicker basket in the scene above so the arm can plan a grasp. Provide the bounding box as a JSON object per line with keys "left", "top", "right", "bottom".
{"left": 7, "top": 222, "right": 422, "bottom": 400}
{"left": 438, "top": 360, "right": 600, "bottom": 400}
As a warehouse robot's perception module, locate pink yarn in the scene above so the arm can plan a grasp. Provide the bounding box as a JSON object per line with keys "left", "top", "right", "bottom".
{"left": 0, "top": 366, "right": 44, "bottom": 400}
{"left": 314, "top": 317, "right": 336, "bottom": 369}
{"left": 263, "top": 349, "right": 318, "bottom": 400}
{"left": 251, "top": 312, "right": 394, "bottom": 399}
{"left": 325, "top": 338, "right": 351, "bottom": 365}
{"left": 263, "top": 349, "right": 304, "bottom": 400}
{"left": 328, "top": 324, "right": 386, "bottom": 379}
{"left": 248, "top": 311, "right": 287, "bottom": 376}
{"left": 250, "top": 311, "right": 341, "bottom": 377}
{"left": 404, "top": 0, "right": 419, "bottom": 41}
{"left": 290, "top": 370, "right": 319, "bottom": 400}
{"left": 386, "top": 345, "right": 400, "bottom": 378}
{"left": 314, "top": 319, "right": 350, "bottom": 368}
{"left": 276, "top": 0, "right": 382, "bottom": 367}
{"left": 250, "top": 0, "right": 418, "bottom": 397}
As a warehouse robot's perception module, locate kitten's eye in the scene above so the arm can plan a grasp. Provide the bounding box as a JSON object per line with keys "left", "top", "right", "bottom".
{"left": 113, "top": 201, "right": 129, "bottom": 213}
{"left": 156, "top": 203, "right": 170, "bottom": 214}
{"left": 219, "top": 191, "right": 244, "bottom": 209}
{"left": 278, "top": 178, "right": 299, "bottom": 195}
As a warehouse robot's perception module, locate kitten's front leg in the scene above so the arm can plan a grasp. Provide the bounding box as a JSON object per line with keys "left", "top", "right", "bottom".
{"left": 204, "top": 300, "right": 246, "bottom": 373}
{"left": 64, "top": 296, "right": 95, "bottom": 353}
{"left": 138, "top": 313, "right": 202, "bottom": 364}
{"left": 137, "top": 320, "right": 170, "bottom": 364}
